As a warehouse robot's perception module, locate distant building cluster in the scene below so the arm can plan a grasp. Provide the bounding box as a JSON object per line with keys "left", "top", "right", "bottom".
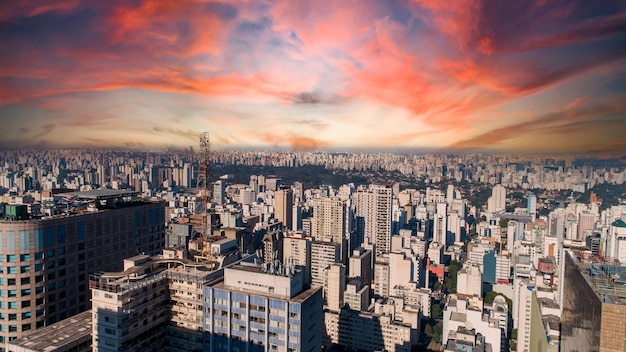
{"left": 0, "top": 149, "right": 625, "bottom": 352}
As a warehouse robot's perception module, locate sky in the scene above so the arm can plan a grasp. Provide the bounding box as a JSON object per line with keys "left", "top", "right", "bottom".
{"left": 1, "top": 0, "right": 625, "bottom": 154}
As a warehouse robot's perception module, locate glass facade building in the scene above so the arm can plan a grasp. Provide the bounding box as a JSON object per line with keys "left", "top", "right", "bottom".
{"left": 561, "top": 251, "right": 626, "bottom": 352}
{"left": 0, "top": 194, "right": 165, "bottom": 349}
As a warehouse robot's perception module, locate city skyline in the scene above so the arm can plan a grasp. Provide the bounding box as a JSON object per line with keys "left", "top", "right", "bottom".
{"left": 1, "top": 1, "right": 625, "bottom": 154}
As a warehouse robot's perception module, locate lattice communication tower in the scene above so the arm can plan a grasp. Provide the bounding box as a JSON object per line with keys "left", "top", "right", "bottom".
{"left": 197, "top": 132, "right": 211, "bottom": 237}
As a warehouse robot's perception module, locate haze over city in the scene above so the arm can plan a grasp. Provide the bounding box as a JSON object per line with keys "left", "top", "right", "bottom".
{"left": 1, "top": 0, "right": 625, "bottom": 153}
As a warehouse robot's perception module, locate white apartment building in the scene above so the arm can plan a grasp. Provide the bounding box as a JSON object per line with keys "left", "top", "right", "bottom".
{"left": 354, "top": 185, "right": 392, "bottom": 257}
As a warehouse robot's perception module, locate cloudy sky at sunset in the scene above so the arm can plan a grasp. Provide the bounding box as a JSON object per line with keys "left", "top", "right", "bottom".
{"left": 1, "top": 0, "right": 625, "bottom": 154}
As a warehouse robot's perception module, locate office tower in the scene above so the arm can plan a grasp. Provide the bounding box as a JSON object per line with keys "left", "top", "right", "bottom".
{"left": 433, "top": 202, "right": 448, "bottom": 246}
{"left": 204, "top": 263, "right": 323, "bottom": 352}
{"left": 312, "top": 197, "right": 347, "bottom": 260}
{"left": 213, "top": 179, "right": 226, "bottom": 205}
{"left": 348, "top": 247, "right": 372, "bottom": 288}
{"left": 527, "top": 194, "right": 537, "bottom": 216}
{"left": 354, "top": 185, "right": 392, "bottom": 258}
{"left": 325, "top": 263, "right": 346, "bottom": 312}
{"left": 0, "top": 190, "right": 165, "bottom": 346}
{"left": 488, "top": 185, "right": 506, "bottom": 212}
{"left": 562, "top": 250, "right": 626, "bottom": 351}
{"left": 311, "top": 241, "right": 341, "bottom": 289}
{"left": 274, "top": 188, "right": 293, "bottom": 229}
{"left": 283, "top": 232, "right": 312, "bottom": 285}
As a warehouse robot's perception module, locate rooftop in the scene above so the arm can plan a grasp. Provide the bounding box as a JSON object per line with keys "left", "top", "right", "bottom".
{"left": 60, "top": 189, "right": 139, "bottom": 200}
{"left": 570, "top": 250, "right": 626, "bottom": 304}
{"left": 6, "top": 310, "right": 91, "bottom": 351}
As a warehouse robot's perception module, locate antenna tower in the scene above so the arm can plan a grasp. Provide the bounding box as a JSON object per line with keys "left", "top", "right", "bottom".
{"left": 197, "top": 132, "right": 211, "bottom": 237}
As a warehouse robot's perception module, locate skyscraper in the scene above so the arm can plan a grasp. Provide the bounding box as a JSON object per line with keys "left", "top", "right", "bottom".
{"left": 0, "top": 190, "right": 165, "bottom": 346}
{"left": 311, "top": 241, "right": 341, "bottom": 290}
{"left": 527, "top": 194, "right": 537, "bottom": 216}
{"left": 312, "top": 197, "right": 348, "bottom": 260}
{"left": 354, "top": 185, "right": 392, "bottom": 258}
{"left": 274, "top": 188, "right": 293, "bottom": 229}
{"left": 488, "top": 185, "right": 506, "bottom": 212}
{"left": 213, "top": 179, "right": 226, "bottom": 205}
{"left": 204, "top": 262, "right": 323, "bottom": 351}
{"left": 561, "top": 250, "right": 626, "bottom": 351}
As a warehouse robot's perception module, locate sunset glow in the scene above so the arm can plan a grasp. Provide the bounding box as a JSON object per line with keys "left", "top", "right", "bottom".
{"left": 1, "top": 0, "right": 625, "bottom": 153}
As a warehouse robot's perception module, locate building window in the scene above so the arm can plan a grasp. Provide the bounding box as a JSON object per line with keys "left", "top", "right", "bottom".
{"left": 19, "top": 231, "right": 29, "bottom": 251}
{"left": 6, "top": 255, "right": 15, "bottom": 263}
{"left": 19, "top": 254, "right": 30, "bottom": 262}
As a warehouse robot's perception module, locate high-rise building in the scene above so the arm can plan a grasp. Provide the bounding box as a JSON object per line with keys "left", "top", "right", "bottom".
{"left": 311, "top": 241, "right": 341, "bottom": 290}
{"left": 213, "top": 179, "right": 226, "bottom": 205}
{"left": 527, "top": 194, "right": 537, "bottom": 216}
{"left": 312, "top": 197, "right": 348, "bottom": 261}
{"left": 354, "top": 185, "right": 392, "bottom": 258}
{"left": 282, "top": 232, "right": 312, "bottom": 285}
{"left": 90, "top": 244, "right": 249, "bottom": 352}
{"left": 433, "top": 202, "right": 448, "bottom": 246}
{"left": 204, "top": 262, "right": 323, "bottom": 352}
{"left": 325, "top": 263, "right": 346, "bottom": 312}
{"left": 348, "top": 247, "right": 373, "bottom": 289}
{"left": 488, "top": 185, "right": 506, "bottom": 213}
{"left": 576, "top": 211, "right": 595, "bottom": 240}
{"left": 0, "top": 190, "right": 165, "bottom": 347}
{"left": 562, "top": 250, "right": 626, "bottom": 351}
{"left": 274, "top": 188, "right": 293, "bottom": 230}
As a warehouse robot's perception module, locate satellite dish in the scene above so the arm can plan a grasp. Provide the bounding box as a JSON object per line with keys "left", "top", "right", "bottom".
{"left": 465, "top": 321, "right": 473, "bottom": 331}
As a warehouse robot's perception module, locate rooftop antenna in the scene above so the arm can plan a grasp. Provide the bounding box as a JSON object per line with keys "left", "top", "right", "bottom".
{"left": 197, "top": 132, "right": 212, "bottom": 238}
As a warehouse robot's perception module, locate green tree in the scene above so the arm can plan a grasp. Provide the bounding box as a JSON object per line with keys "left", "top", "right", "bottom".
{"left": 484, "top": 291, "right": 513, "bottom": 311}
{"left": 424, "top": 324, "right": 434, "bottom": 336}
{"left": 432, "top": 321, "right": 444, "bottom": 343}
{"left": 431, "top": 303, "right": 442, "bottom": 319}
